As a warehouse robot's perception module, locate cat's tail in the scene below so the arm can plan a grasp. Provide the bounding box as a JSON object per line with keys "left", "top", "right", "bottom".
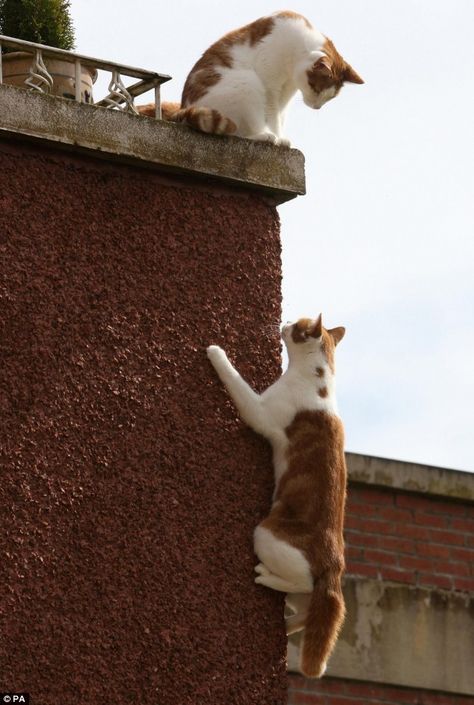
{"left": 137, "top": 101, "right": 237, "bottom": 135}
{"left": 172, "top": 106, "right": 237, "bottom": 135}
{"left": 137, "top": 101, "right": 181, "bottom": 120}
{"left": 300, "top": 569, "right": 345, "bottom": 678}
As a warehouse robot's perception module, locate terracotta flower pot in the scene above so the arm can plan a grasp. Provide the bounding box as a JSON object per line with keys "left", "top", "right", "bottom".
{"left": 2, "top": 51, "right": 97, "bottom": 103}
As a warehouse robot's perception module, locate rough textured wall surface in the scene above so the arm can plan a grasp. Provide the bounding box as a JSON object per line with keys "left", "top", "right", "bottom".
{"left": 0, "top": 140, "right": 286, "bottom": 705}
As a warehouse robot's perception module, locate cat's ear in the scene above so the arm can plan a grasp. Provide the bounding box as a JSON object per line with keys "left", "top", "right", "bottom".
{"left": 309, "top": 314, "right": 323, "bottom": 338}
{"left": 314, "top": 57, "right": 332, "bottom": 76}
{"left": 343, "top": 63, "right": 364, "bottom": 84}
{"left": 328, "top": 327, "right": 346, "bottom": 345}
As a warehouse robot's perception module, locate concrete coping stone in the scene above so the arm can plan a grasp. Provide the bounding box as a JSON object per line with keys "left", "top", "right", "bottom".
{"left": 347, "top": 451, "right": 474, "bottom": 502}
{"left": 0, "top": 84, "right": 305, "bottom": 205}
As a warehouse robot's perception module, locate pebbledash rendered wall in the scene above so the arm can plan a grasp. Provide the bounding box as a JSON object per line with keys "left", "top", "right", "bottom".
{"left": 0, "top": 84, "right": 304, "bottom": 705}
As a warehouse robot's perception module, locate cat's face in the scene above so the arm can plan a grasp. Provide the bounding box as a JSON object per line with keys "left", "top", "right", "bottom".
{"left": 299, "top": 40, "right": 364, "bottom": 110}
{"left": 282, "top": 316, "right": 345, "bottom": 367}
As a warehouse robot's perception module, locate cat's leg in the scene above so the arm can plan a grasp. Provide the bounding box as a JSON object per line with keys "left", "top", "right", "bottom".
{"left": 254, "top": 525, "right": 314, "bottom": 593}
{"left": 285, "top": 593, "right": 310, "bottom": 634}
{"left": 286, "top": 613, "right": 307, "bottom": 635}
{"left": 201, "top": 71, "right": 278, "bottom": 142}
{"left": 207, "top": 346, "right": 270, "bottom": 437}
{"left": 255, "top": 573, "right": 307, "bottom": 593}
{"left": 230, "top": 74, "right": 277, "bottom": 142}
{"left": 265, "top": 99, "right": 291, "bottom": 147}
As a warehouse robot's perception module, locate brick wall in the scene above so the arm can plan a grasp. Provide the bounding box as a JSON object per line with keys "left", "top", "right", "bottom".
{"left": 288, "top": 675, "right": 474, "bottom": 705}
{"left": 288, "top": 476, "right": 474, "bottom": 704}
{"left": 345, "top": 485, "right": 474, "bottom": 592}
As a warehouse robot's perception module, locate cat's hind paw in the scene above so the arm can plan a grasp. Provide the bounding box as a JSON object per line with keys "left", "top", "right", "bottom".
{"left": 254, "top": 562, "right": 270, "bottom": 576}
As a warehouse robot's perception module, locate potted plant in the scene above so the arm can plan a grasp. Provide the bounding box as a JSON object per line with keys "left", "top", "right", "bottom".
{"left": 0, "top": 0, "right": 96, "bottom": 102}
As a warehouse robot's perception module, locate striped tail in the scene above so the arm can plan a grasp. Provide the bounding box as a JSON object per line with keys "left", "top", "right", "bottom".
{"left": 137, "top": 101, "right": 236, "bottom": 136}
{"left": 300, "top": 570, "right": 345, "bottom": 678}
{"left": 172, "top": 106, "right": 236, "bottom": 135}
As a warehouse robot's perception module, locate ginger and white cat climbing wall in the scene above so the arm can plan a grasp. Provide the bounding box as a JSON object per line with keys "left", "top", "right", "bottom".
{"left": 208, "top": 316, "right": 347, "bottom": 678}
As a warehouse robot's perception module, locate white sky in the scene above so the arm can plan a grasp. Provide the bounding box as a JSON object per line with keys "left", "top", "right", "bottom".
{"left": 72, "top": 1, "right": 474, "bottom": 472}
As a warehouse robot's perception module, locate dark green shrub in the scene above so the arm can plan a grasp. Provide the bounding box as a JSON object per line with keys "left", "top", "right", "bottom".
{"left": 0, "top": 0, "right": 75, "bottom": 50}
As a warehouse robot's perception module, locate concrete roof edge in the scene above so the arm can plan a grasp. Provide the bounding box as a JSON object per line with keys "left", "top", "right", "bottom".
{"left": 0, "top": 84, "right": 306, "bottom": 205}
{"left": 347, "top": 451, "right": 474, "bottom": 502}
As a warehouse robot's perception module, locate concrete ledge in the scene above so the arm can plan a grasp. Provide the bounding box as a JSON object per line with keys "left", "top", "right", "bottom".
{"left": 347, "top": 452, "right": 474, "bottom": 502}
{"left": 0, "top": 84, "right": 305, "bottom": 205}
{"left": 288, "top": 576, "right": 474, "bottom": 695}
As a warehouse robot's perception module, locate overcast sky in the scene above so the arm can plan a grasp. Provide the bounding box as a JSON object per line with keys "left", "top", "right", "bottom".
{"left": 72, "top": 1, "right": 474, "bottom": 472}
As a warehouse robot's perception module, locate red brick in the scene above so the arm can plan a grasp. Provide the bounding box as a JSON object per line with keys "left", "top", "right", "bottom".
{"left": 343, "top": 681, "right": 400, "bottom": 699}
{"left": 324, "top": 698, "right": 366, "bottom": 705}
{"left": 379, "top": 507, "right": 413, "bottom": 523}
{"left": 397, "top": 523, "right": 431, "bottom": 541}
{"left": 372, "top": 685, "right": 422, "bottom": 704}
{"left": 417, "top": 542, "right": 451, "bottom": 559}
{"left": 453, "top": 576, "right": 474, "bottom": 592}
{"left": 450, "top": 546, "right": 474, "bottom": 563}
{"left": 348, "top": 486, "right": 395, "bottom": 506}
{"left": 381, "top": 535, "right": 416, "bottom": 554}
{"left": 346, "top": 545, "right": 364, "bottom": 561}
{"left": 289, "top": 692, "right": 321, "bottom": 704}
{"left": 381, "top": 567, "right": 416, "bottom": 585}
{"left": 400, "top": 555, "right": 434, "bottom": 572}
{"left": 345, "top": 531, "right": 379, "bottom": 548}
{"left": 346, "top": 561, "right": 379, "bottom": 579}
{"left": 430, "top": 529, "right": 466, "bottom": 546}
{"left": 396, "top": 494, "right": 468, "bottom": 517}
{"left": 316, "top": 679, "right": 348, "bottom": 695}
{"left": 345, "top": 503, "right": 386, "bottom": 518}
{"left": 288, "top": 674, "right": 307, "bottom": 690}
{"left": 419, "top": 693, "right": 474, "bottom": 705}
{"left": 451, "top": 517, "right": 474, "bottom": 532}
{"left": 419, "top": 573, "right": 453, "bottom": 590}
{"left": 467, "top": 536, "right": 474, "bottom": 548}
{"left": 344, "top": 516, "right": 395, "bottom": 535}
{"left": 365, "top": 549, "right": 397, "bottom": 566}
{"left": 434, "top": 560, "right": 470, "bottom": 577}
{"left": 414, "top": 512, "right": 448, "bottom": 528}
{"left": 316, "top": 676, "right": 352, "bottom": 695}
{"left": 430, "top": 500, "right": 469, "bottom": 517}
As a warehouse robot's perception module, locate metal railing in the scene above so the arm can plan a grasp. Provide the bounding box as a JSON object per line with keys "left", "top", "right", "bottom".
{"left": 0, "top": 35, "right": 171, "bottom": 118}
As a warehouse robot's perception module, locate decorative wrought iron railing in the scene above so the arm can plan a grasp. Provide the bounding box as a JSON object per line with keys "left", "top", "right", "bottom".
{"left": 0, "top": 35, "right": 171, "bottom": 118}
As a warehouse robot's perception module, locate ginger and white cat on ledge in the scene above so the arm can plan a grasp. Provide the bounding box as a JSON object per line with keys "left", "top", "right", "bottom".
{"left": 139, "top": 11, "right": 363, "bottom": 145}
{"left": 207, "top": 315, "right": 347, "bottom": 678}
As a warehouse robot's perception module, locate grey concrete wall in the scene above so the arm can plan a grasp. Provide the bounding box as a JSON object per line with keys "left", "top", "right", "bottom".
{"left": 288, "top": 577, "right": 474, "bottom": 695}
{"left": 0, "top": 84, "right": 305, "bottom": 205}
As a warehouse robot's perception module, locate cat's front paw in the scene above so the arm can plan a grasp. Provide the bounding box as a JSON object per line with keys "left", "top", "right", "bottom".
{"left": 277, "top": 137, "right": 292, "bottom": 148}
{"left": 252, "top": 131, "right": 277, "bottom": 144}
{"left": 207, "top": 345, "right": 225, "bottom": 361}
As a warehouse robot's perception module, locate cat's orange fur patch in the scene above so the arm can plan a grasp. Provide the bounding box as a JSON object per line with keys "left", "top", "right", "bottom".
{"left": 321, "top": 330, "right": 336, "bottom": 373}
{"left": 315, "top": 367, "right": 324, "bottom": 378}
{"left": 262, "top": 410, "right": 346, "bottom": 564}
{"left": 318, "top": 387, "right": 328, "bottom": 398}
{"left": 266, "top": 409, "right": 346, "bottom": 677}
{"left": 182, "top": 17, "right": 274, "bottom": 106}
